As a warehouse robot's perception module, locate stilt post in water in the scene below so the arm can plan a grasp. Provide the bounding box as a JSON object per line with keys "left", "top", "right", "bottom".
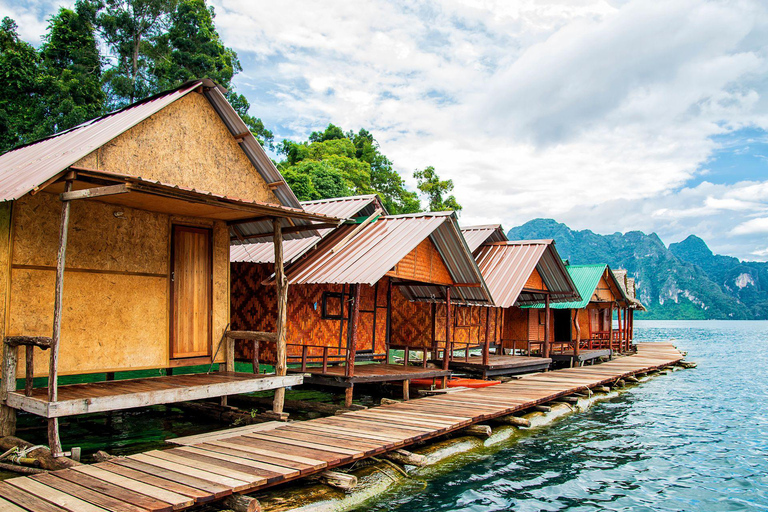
{"left": 272, "top": 218, "right": 288, "bottom": 415}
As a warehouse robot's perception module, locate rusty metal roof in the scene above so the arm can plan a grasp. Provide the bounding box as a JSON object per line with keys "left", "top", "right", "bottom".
{"left": 231, "top": 195, "right": 383, "bottom": 264}
{"left": 461, "top": 224, "right": 508, "bottom": 252}
{"left": 283, "top": 211, "right": 492, "bottom": 305}
{"left": 0, "top": 79, "right": 301, "bottom": 209}
{"left": 474, "top": 240, "right": 579, "bottom": 308}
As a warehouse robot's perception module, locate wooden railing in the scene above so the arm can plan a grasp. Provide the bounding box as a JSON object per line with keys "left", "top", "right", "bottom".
{"left": 3, "top": 336, "right": 53, "bottom": 397}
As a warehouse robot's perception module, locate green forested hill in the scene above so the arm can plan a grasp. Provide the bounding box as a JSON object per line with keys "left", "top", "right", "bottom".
{"left": 508, "top": 219, "right": 768, "bottom": 319}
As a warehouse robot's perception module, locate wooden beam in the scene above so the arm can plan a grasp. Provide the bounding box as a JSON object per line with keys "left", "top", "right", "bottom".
{"left": 543, "top": 294, "right": 551, "bottom": 359}
{"left": 226, "top": 331, "right": 277, "bottom": 343}
{"left": 266, "top": 181, "right": 283, "bottom": 190}
{"left": 48, "top": 179, "right": 74, "bottom": 456}
{"left": 4, "top": 336, "right": 52, "bottom": 349}
{"left": 346, "top": 284, "right": 361, "bottom": 381}
{"left": 272, "top": 218, "right": 288, "bottom": 416}
{"left": 60, "top": 184, "right": 130, "bottom": 201}
{"left": 0, "top": 337, "right": 18, "bottom": 436}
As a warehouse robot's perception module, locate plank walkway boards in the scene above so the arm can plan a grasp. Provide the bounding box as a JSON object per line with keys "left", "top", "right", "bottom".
{"left": 550, "top": 349, "right": 612, "bottom": 363}
{"left": 2, "top": 343, "right": 682, "bottom": 512}
{"left": 6, "top": 373, "right": 303, "bottom": 418}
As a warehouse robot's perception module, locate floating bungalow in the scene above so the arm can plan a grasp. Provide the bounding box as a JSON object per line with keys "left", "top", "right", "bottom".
{"left": 524, "top": 264, "right": 635, "bottom": 366}
{"left": 439, "top": 226, "right": 580, "bottom": 378}
{"left": 0, "top": 79, "right": 337, "bottom": 455}
{"left": 231, "top": 204, "right": 493, "bottom": 406}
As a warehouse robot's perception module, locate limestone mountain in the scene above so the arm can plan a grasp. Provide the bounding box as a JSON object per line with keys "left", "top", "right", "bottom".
{"left": 507, "top": 219, "right": 762, "bottom": 319}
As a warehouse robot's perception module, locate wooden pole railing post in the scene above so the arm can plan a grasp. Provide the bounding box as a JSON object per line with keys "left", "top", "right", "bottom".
{"left": 442, "top": 287, "right": 451, "bottom": 388}
{"left": 301, "top": 345, "right": 308, "bottom": 372}
{"left": 0, "top": 339, "right": 18, "bottom": 437}
{"left": 252, "top": 340, "right": 260, "bottom": 374}
{"left": 483, "top": 307, "right": 491, "bottom": 366}
{"left": 543, "top": 294, "right": 551, "bottom": 359}
{"left": 48, "top": 179, "right": 73, "bottom": 457}
{"left": 322, "top": 347, "right": 328, "bottom": 373}
{"left": 272, "top": 218, "right": 288, "bottom": 416}
{"left": 347, "top": 284, "right": 361, "bottom": 378}
{"left": 385, "top": 278, "right": 392, "bottom": 364}
{"left": 573, "top": 309, "right": 581, "bottom": 367}
{"left": 25, "top": 346, "right": 34, "bottom": 396}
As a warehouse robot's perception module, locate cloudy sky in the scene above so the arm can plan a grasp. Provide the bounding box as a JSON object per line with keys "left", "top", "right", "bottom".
{"left": 4, "top": 0, "right": 768, "bottom": 260}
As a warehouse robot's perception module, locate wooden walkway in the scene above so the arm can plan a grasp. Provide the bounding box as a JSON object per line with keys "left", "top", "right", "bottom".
{"left": 0, "top": 343, "right": 683, "bottom": 512}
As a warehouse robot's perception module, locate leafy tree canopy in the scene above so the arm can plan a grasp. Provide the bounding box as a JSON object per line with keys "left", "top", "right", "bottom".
{"left": 414, "top": 165, "right": 462, "bottom": 213}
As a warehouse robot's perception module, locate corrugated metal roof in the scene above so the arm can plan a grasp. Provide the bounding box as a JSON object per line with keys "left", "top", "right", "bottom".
{"left": 302, "top": 194, "right": 387, "bottom": 218}
{"left": 282, "top": 211, "right": 492, "bottom": 305}
{"left": 461, "top": 224, "right": 508, "bottom": 252}
{"left": 474, "top": 240, "right": 579, "bottom": 308}
{"left": 524, "top": 264, "right": 634, "bottom": 310}
{"left": 0, "top": 79, "right": 302, "bottom": 210}
{"left": 230, "top": 195, "right": 383, "bottom": 264}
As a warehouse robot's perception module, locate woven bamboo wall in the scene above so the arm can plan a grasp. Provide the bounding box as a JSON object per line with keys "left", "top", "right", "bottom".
{"left": 390, "top": 284, "right": 433, "bottom": 349}
{"left": 385, "top": 238, "right": 454, "bottom": 286}
{"left": 231, "top": 263, "right": 388, "bottom": 364}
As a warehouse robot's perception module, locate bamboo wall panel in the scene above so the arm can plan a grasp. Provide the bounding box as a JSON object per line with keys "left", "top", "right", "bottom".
{"left": 390, "top": 285, "right": 432, "bottom": 348}
{"left": 73, "top": 92, "right": 277, "bottom": 204}
{"left": 593, "top": 276, "right": 616, "bottom": 301}
{"left": 12, "top": 193, "right": 168, "bottom": 274}
{"left": 386, "top": 238, "right": 454, "bottom": 286}
{"left": 9, "top": 269, "right": 167, "bottom": 376}
{"left": 524, "top": 268, "right": 547, "bottom": 291}
{"left": 502, "top": 307, "right": 528, "bottom": 351}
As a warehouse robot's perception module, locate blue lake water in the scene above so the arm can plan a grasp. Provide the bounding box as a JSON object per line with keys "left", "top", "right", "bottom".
{"left": 362, "top": 320, "right": 768, "bottom": 512}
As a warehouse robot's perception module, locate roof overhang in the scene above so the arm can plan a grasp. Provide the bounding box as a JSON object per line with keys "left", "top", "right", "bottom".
{"left": 44, "top": 168, "right": 340, "bottom": 242}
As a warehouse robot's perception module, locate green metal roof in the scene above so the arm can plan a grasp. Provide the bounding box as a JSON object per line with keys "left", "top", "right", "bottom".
{"left": 524, "top": 264, "right": 607, "bottom": 309}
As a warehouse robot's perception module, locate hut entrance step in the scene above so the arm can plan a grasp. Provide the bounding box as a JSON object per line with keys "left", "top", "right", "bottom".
{"left": 6, "top": 372, "right": 303, "bottom": 418}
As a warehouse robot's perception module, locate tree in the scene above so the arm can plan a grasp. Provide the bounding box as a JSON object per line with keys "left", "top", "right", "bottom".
{"left": 0, "top": 17, "right": 42, "bottom": 152}
{"left": 96, "top": 0, "right": 177, "bottom": 106}
{"left": 414, "top": 166, "right": 462, "bottom": 213}
{"left": 36, "top": 3, "right": 105, "bottom": 138}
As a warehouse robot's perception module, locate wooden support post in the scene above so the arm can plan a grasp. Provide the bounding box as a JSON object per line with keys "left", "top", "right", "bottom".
{"left": 223, "top": 494, "right": 261, "bottom": 512}
{"left": 322, "top": 347, "right": 328, "bottom": 373}
{"left": 608, "top": 304, "right": 614, "bottom": 352}
{"left": 483, "top": 307, "right": 491, "bottom": 366}
{"left": 225, "top": 335, "right": 235, "bottom": 372}
{"left": 543, "top": 294, "right": 551, "bottom": 359}
{"left": 0, "top": 339, "right": 18, "bottom": 437}
{"left": 344, "top": 386, "right": 354, "bottom": 409}
{"left": 24, "top": 346, "right": 33, "bottom": 396}
{"left": 402, "top": 379, "right": 410, "bottom": 401}
{"left": 272, "top": 218, "right": 288, "bottom": 415}
{"left": 301, "top": 345, "right": 308, "bottom": 372}
{"left": 385, "top": 278, "right": 392, "bottom": 364}
{"left": 252, "top": 340, "right": 259, "bottom": 374}
{"left": 573, "top": 309, "right": 581, "bottom": 368}
{"left": 346, "top": 284, "right": 361, "bottom": 378}
{"left": 444, "top": 287, "right": 452, "bottom": 372}
{"left": 403, "top": 346, "right": 409, "bottom": 367}
{"left": 48, "top": 179, "right": 73, "bottom": 457}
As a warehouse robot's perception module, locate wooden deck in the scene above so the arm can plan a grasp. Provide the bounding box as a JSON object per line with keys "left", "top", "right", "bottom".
{"left": 0, "top": 343, "right": 683, "bottom": 512}
{"left": 6, "top": 372, "right": 303, "bottom": 418}
{"left": 449, "top": 355, "right": 552, "bottom": 378}
{"left": 550, "top": 349, "right": 612, "bottom": 365}
{"left": 289, "top": 363, "right": 451, "bottom": 387}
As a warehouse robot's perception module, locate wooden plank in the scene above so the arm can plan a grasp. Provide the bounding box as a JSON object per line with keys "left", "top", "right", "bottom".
{"left": 96, "top": 461, "right": 213, "bottom": 503}
{"left": 221, "top": 436, "right": 344, "bottom": 464}
{"left": 73, "top": 465, "right": 193, "bottom": 510}
{"left": 5, "top": 477, "right": 109, "bottom": 512}
{"left": 0, "top": 481, "right": 69, "bottom": 512}
{"left": 167, "top": 422, "right": 283, "bottom": 446}
{"left": 143, "top": 451, "right": 261, "bottom": 486}
{"left": 244, "top": 433, "right": 361, "bottom": 456}
{"left": 31, "top": 473, "right": 149, "bottom": 512}
{"left": 130, "top": 453, "right": 250, "bottom": 492}
{"left": 205, "top": 439, "right": 327, "bottom": 467}
{"left": 53, "top": 469, "right": 173, "bottom": 512}
{"left": 263, "top": 429, "right": 384, "bottom": 452}
{"left": 0, "top": 496, "right": 28, "bottom": 512}
{"left": 111, "top": 458, "right": 231, "bottom": 499}
{"left": 193, "top": 443, "right": 313, "bottom": 473}
{"left": 174, "top": 446, "right": 298, "bottom": 476}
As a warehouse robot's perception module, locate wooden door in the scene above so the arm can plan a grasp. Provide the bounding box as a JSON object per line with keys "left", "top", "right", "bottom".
{"left": 171, "top": 226, "right": 212, "bottom": 359}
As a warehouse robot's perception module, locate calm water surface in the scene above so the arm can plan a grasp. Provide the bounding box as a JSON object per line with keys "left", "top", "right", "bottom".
{"left": 362, "top": 320, "right": 768, "bottom": 512}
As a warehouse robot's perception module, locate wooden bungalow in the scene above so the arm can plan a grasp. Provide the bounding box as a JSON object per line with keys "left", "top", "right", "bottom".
{"left": 611, "top": 269, "right": 646, "bottom": 343}
{"left": 524, "top": 264, "right": 633, "bottom": 366}
{"left": 0, "top": 79, "right": 337, "bottom": 456}
{"left": 231, "top": 208, "right": 492, "bottom": 406}
{"left": 439, "top": 227, "right": 580, "bottom": 378}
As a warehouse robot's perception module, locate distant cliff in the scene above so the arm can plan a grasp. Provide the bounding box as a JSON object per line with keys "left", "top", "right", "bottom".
{"left": 508, "top": 219, "right": 768, "bottom": 319}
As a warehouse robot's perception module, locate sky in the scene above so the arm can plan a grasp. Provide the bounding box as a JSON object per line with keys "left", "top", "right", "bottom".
{"left": 4, "top": 0, "right": 768, "bottom": 261}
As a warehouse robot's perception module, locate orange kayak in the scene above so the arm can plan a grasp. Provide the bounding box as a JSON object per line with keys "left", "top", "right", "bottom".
{"left": 410, "top": 377, "right": 501, "bottom": 388}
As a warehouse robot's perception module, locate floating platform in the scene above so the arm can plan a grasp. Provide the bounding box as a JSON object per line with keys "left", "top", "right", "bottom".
{"left": 448, "top": 354, "right": 552, "bottom": 378}
{"left": 550, "top": 349, "right": 612, "bottom": 366}
{"left": 6, "top": 372, "right": 303, "bottom": 418}
{"left": 0, "top": 343, "right": 684, "bottom": 512}
{"left": 410, "top": 377, "right": 501, "bottom": 388}
{"left": 289, "top": 363, "right": 451, "bottom": 387}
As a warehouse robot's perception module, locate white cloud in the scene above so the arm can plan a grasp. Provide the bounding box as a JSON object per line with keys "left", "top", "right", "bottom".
{"left": 732, "top": 217, "right": 768, "bottom": 235}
